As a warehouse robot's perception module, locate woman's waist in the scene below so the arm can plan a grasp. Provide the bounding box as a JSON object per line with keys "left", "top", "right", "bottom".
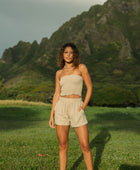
{"left": 60, "top": 94, "right": 81, "bottom": 98}
{"left": 59, "top": 95, "right": 82, "bottom": 102}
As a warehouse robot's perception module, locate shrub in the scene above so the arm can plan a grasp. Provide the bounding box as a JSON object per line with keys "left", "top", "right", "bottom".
{"left": 91, "top": 86, "right": 137, "bottom": 107}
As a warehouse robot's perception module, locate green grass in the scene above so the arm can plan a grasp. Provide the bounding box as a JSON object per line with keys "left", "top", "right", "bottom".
{"left": 0, "top": 104, "right": 140, "bottom": 170}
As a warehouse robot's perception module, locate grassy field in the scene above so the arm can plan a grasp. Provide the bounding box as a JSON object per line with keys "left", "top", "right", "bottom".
{"left": 0, "top": 101, "right": 140, "bottom": 170}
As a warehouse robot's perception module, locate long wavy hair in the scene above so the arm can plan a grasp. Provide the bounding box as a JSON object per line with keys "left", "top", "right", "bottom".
{"left": 57, "top": 43, "right": 80, "bottom": 69}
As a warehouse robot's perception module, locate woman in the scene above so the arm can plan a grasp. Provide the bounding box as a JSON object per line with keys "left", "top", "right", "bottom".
{"left": 49, "top": 43, "right": 93, "bottom": 170}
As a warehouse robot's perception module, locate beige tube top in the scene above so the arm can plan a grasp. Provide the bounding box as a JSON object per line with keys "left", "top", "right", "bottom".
{"left": 60, "top": 74, "right": 83, "bottom": 96}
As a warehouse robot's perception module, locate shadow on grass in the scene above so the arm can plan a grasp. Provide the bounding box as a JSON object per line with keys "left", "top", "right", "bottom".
{"left": 0, "top": 107, "right": 41, "bottom": 131}
{"left": 88, "top": 111, "right": 140, "bottom": 134}
{"left": 119, "top": 164, "right": 140, "bottom": 170}
{"left": 71, "top": 109, "right": 140, "bottom": 169}
{"left": 71, "top": 128, "right": 111, "bottom": 170}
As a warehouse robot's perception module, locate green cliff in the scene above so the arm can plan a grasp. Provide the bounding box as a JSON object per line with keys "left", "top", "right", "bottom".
{"left": 0, "top": 0, "right": 140, "bottom": 106}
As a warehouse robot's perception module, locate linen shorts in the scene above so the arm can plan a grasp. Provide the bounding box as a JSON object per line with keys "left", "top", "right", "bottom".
{"left": 54, "top": 96, "right": 88, "bottom": 127}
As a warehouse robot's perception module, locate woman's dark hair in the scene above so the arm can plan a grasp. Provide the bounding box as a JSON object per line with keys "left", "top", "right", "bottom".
{"left": 57, "top": 43, "right": 80, "bottom": 69}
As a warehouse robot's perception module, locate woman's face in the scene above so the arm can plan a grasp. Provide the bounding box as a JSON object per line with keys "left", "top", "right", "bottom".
{"left": 63, "top": 46, "right": 74, "bottom": 63}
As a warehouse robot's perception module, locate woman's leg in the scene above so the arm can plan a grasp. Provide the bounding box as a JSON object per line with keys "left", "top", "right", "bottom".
{"left": 56, "top": 125, "right": 70, "bottom": 170}
{"left": 74, "top": 124, "right": 93, "bottom": 170}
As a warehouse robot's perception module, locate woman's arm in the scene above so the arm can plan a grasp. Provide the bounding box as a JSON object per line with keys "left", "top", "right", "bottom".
{"left": 49, "top": 70, "right": 61, "bottom": 128}
{"left": 80, "top": 64, "right": 92, "bottom": 111}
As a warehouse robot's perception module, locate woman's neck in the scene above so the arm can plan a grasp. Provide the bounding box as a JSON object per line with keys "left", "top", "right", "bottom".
{"left": 64, "top": 63, "right": 74, "bottom": 69}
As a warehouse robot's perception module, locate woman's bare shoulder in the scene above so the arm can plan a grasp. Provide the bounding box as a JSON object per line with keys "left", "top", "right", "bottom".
{"left": 56, "top": 69, "right": 63, "bottom": 74}
{"left": 78, "top": 64, "right": 88, "bottom": 73}
{"left": 56, "top": 69, "right": 63, "bottom": 79}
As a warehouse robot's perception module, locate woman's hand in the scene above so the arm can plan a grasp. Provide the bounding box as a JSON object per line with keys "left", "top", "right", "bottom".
{"left": 49, "top": 117, "right": 55, "bottom": 128}
{"left": 78, "top": 106, "right": 85, "bottom": 112}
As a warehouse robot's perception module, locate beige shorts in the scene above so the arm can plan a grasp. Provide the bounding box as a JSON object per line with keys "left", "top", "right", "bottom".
{"left": 54, "top": 96, "right": 88, "bottom": 127}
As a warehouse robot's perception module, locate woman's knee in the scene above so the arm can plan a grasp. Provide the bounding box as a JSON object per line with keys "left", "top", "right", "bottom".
{"left": 80, "top": 143, "right": 90, "bottom": 153}
{"left": 59, "top": 141, "right": 68, "bottom": 151}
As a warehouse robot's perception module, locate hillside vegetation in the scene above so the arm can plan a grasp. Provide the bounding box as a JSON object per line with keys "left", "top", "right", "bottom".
{"left": 0, "top": 0, "right": 140, "bottom": 106}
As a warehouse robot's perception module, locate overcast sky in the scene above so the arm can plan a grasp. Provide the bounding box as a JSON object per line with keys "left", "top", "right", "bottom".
{"left": 0, "top": 0, "right": 107, "bottom": 58}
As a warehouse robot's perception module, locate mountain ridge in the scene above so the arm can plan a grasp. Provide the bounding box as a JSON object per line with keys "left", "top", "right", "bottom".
{"left": 0, "top": 0, "right": 140, "bottom": 105}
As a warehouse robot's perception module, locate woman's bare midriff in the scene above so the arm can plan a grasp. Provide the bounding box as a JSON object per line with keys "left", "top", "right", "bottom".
{"left": 60, "top": 94, "right": 81, "bottom": 98}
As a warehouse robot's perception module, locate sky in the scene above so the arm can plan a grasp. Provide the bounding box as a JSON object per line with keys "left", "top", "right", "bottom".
{"left": 0, "top": 0, "right": 107, "bottom": 58}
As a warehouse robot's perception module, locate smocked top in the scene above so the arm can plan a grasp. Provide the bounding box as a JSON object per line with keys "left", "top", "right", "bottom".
{"left": 60, "top": 74, "right": 83, "bottom": 96}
